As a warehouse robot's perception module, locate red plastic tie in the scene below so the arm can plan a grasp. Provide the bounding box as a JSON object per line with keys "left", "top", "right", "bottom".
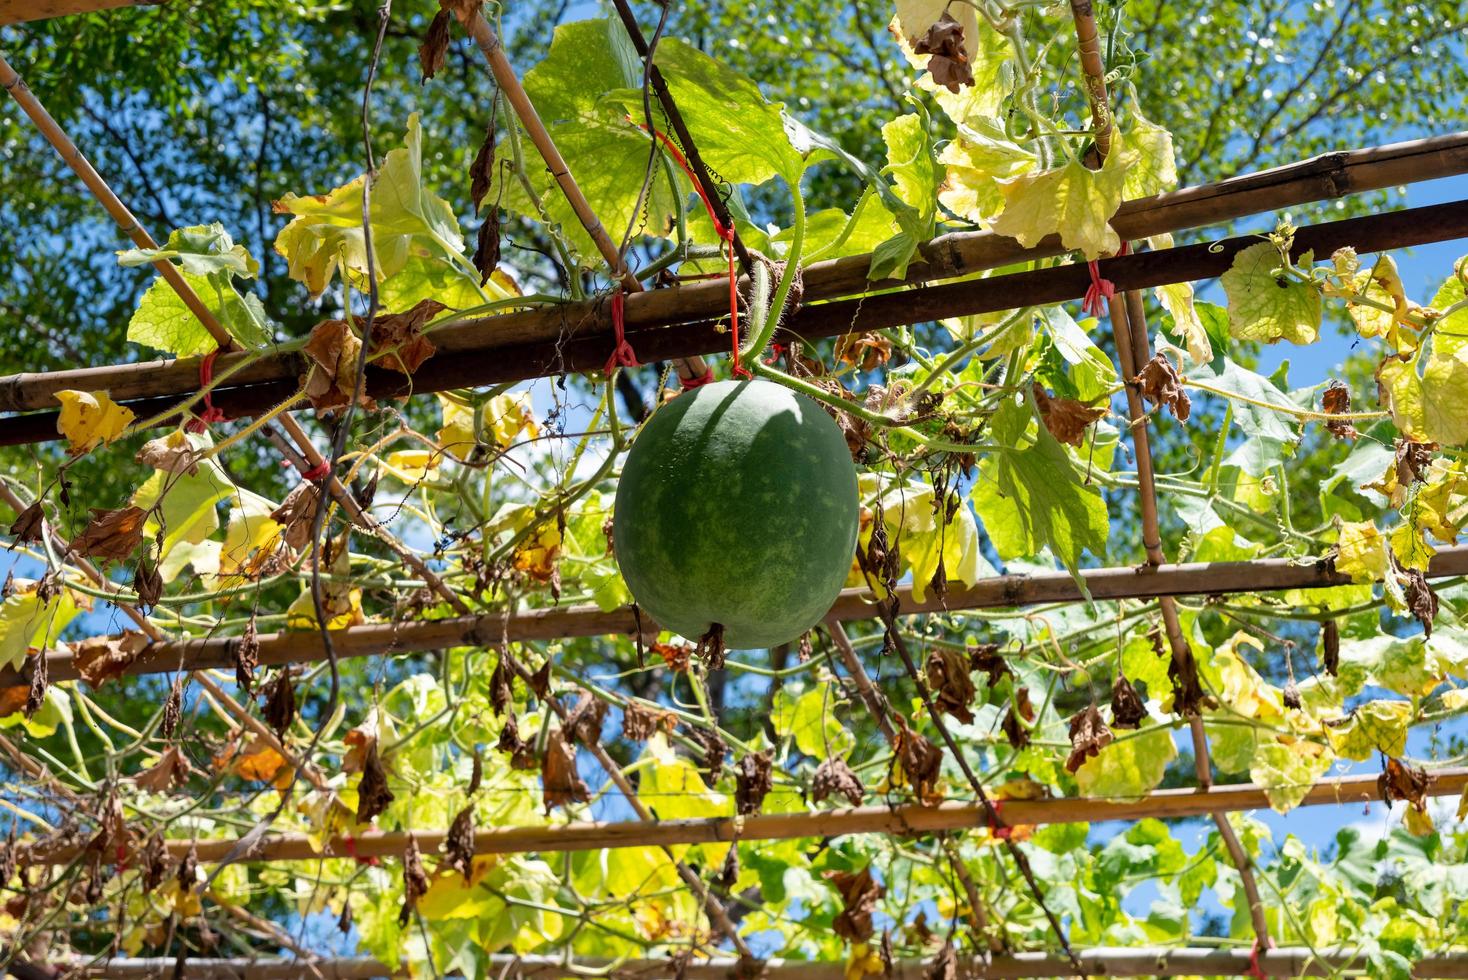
{"left": 986, "top": 800, "right": 1013, "bottom": 839}
{"left": 635, "top": 119, "right": 748, "bottom": 380}
{"left": 764, "top": 343, "right": 786, "bottom": 366}
{"left": 603, "top": 291, "right": 639, "bottom": 375}
{"left": 1081, "top": 241, "right": 1130, "bottom": 318}
{"left": 301, "top": 460, "right": 331, "bottom": 482}
{"left": 340, "top": 833, "right": 380, "bottom": 868}
{"left": 185, "top": 349, "right": 227, "bottom": 434}
{"left": 680, "top": 368, "right": 716, "bottom": 391}
{"left": 1244, "top": 937, "right": 1273, "bottom": 979}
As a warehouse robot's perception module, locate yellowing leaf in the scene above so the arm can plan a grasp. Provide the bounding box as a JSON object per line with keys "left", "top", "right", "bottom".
{"left": 1343, "top": 254, "right": 1417, "bottom": 351}
{"left": 1326, "top": 700, "right": 1411, "bottom": 761}
{"left": 1249, "top": 739, "right": 1331, "bottom": 813}
{"left": 1117, "top": 113, "right": 1178, "bottom": 200}
{"left": 1221, "top": 243, "right": 1321, "bottom": 345}
{"left": 1155, "top": 281, "right": 1213, "bottom": 366}
{"left": 55, "top": 390, "right": 134, "bottom": 455}
{"left": 384, "top": 449, "right": 441, "bottom": 482}
{"left": 485, "top": 392, "right": 539, "bottom": 450}
{"left": 1378, "top": 346, "right": 1468, "bottom": 447}
{"left": 1073, "top": 721, "right": 1175, "bottom": 803}
{"left": 990, "top": 152, "right": 1134, "bottom": 260}
{"left": 936, "top": 123, "right": 1035, "bottom": 226}
{"left": 1335, "top": 521, "right": 1388, "bottom": 583}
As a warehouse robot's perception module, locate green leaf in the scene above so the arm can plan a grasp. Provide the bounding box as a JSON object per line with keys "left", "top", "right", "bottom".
{"left": 1186, "top": 356, "right": 1300, "bottom": 476}
{"left": 275, "top": 113, "right": 474, "bottom": 297}
{"left": 127, "top": 270, "right": 271, "bottom": 357}
{"left": 131, "top": 451, "right": 234, "bottom": 558}
{"left": 118, "top": 222, "right": 257, "bottom": 278}
{"left": 639, "top": 734, "right": 730, "bottom": 821}
{"left": 772, "top": 682, "right": 853, "bottom": 760}
{"left": 1430, "top": 268, "right": 1468, "bottom": 357}
{"left": 1221, "top": 242, "right": 1322, "bottom": 345}
{"left": 971, "top": 395, "right": 1109, "bottom": 583}
{"left": 1073, "top": 721, "right": 1176, "bottom": 802}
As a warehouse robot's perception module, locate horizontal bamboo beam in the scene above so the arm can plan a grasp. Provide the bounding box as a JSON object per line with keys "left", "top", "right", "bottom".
{"left": 0, "top": 132, "right": 1464, "bottom": 444}
{"left": 0, "top": 0, "right": 148, "bottom": 23}
{"left": 25, "top": 767, "right": 1468, "bottom": 867}
{"left": 45, "top": 948, "right": 1468, "bottom": 979}
{"left": 11, "top": 547, "right": 1468, "bottom": 688}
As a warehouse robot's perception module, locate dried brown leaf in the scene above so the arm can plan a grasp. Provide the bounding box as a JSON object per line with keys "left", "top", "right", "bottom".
{"left": 925, "top": 937, "right": 958, "bottom": 980}
{"left": 563, "top": 692, "right": 607, "bottom": 747}
{"left": 474, "top": 210, "right": 501, "bottom": 286}
{"left": 417, "top": 9, "right": 452, "bottom": 83}
{"left": 399, "top": 835, "right": 429, "bottom": 926}
{"left": 8, "top": 502, "right": 44, "bottom": 548}
{"left": 303, "top": 318, "right": 374, "bottom": 416}
{"left": 834, "top": 332, "right": 892, "bottom": 372}
{"left": 445, "top": 804, "right": 475, "bottom": 881}
{"left": 262, "top": 670, "right": 296, "bottom": 738}
{"left": 811, "top": 756, "right": 865, "bottom": 807}
{"left": 235, "top": 618, "right": 260, "bottom": 695}
{"left": 894, "top": 715, "right": 943, "bottom": 804}
{"left": 1110, "top": 673, "right": 1146, "bottom": 729}
{"left": 356, "top": 742, "right": 395, "bottom": 824}
{"left": 542, "top": 729, "right": 589, "bottom": 813}
{"left": 470, "top": 123, "right": 496, "bottom": 210}
{"left": 689, "top": 727, "right": 728, "bottom": 787}
{"left": 368, "top": 299, "right": 442, "bottom": 375}
{"left": 1064, "top": 704, "right": 1113, "bottom": 774}
{"left": 161, "top": 677, "right": 182, "bottom": 740}
{"left": 967, "top": 642, "right": 1009, "bottom": 686}
{"left": 1404, "top": 568, "right": 1440, "bottom": 638}
{"left": 70, "top": 506, "right": 146, "bottom": 563}
{"left": 134, "top": 745, "right": 194, "bottom": 792}
{"left": 826, "top": 866, "right": 884, "bottom": 943}
{"left": 1321, "top": 380, "right": 1358, "bottom": 440}
{"left": 135, "top": 432, "right": 201, "bottom": 475}
{"left": 1000, "top": 686, "right": 1035, "bottom": 750}
{"left": 735, "top": 751, "right": 773, "bottom": 816}
{"left": 73, "top": 631, "right": 149, "bottom": 689}
{"left": 621, "top": 701, "right": 677, "bottom": 741}
{"left": 925, "top": 648, "right": 976, "bottom": 724}
{"left": 269, "top": 482, "right": 322, "bottom": 553}
{"left": 1033, "top": 383, "right": 1105, "bottom": 446}
{"left": 1322, "top": 619, "right": 1340, "bottom": 676}
{"left": 911, "top": 13, "right": 972, "bottom": 93}
{"left": 1378, "top": 756, "right": 1433, "bottom": 810}
{"left": 1135, "top": 352, "right": 1191, "bottom": 422}
{"left": 133, "top": 557, "right": 162, "bottom": 609}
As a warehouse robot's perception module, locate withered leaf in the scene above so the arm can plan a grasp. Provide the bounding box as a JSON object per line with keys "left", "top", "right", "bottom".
{"left": 399, "top": 835, "right": 429, "bottom": 926}
{"left": 563, "top": 692, "right": 607, "bottom": 747}
{"left": 1000, "top": 687, "right": 1035, "bottom": 750}
{"left": 302, "top": 318, "right": 374, "bottom": 416}
{"left": 234, "top": 618, "right": 260, "bottom": 695}
{"left": 489, "top": 648, "right": 520, "bottom": 715}
{"left": 270, "top": 481, "right": 322, "bottom": 553}
{"left": 1033, "top": 383, "right": 1105, "bottom": 447}
{"left": 925, "top": 648, "right": 976, "bottom": 724}
{"left": 653, "top": 640, "right": 693, "bottom": 673}
{"left": 74, "top": 631, "right": 149, "bottom": 689}
{"left": 262, "top": 669, "right": 296, "bottom": 738}
{"left": 717, "top": 843, "right": 740, "bottom": 889}
{"left": 134, "top": 745, "right": 194, "bottom": 792}
{"left": 8, "top": 501, "right": 44, "bottom": 549}
{"left": 528, "top": 660, "right": 552, "bottom": 701}
{"left": 1395, "top": 439, "right": 1437, "bottom": 486}
{"left": 176, "top": 840, "right": 199, "bottom": 894}
{"left": 812, "top": 756, "right": 865, "bottom": 808}
{"left": 1322, "top": 619, "right": 1340, "bottom": 676}
{"left": 621, "top": 700, "right": 677, "bottom": 741}
{"left": 470, "top": 123, "right": 496, "bottom": 210}
{"left": 1166, "top": 637, "right": 1215, "bottom": 714}
{"left": 135, "top": 432, "right": 201, "bottom": 475}
{"left": 161, "top": 676, "right": 183, "bottom": 740}
{"left": 894, "top": 716, "right": 944, "bottom": 804}
{"left": 466, "top": 749, "right": 483, "bottom": 796}
{"left": 1282, "top": 680, "right": 1302, "bottom": 711}
{"left": 368, "top": 299, "right": 442, "bottom": 375}
{"left": 356, "top": 742, "right": 396, "bottom": 825}
{"left": 417, "top": 8, "right": 452, "bottom": 83}
{"left": 1135, "top": 352, "right": 1191, "bottom": 423}
{"left": 735, "top": 751, "right": 773, "bottom": 816}
{"left": 1378, "top": 756, "right": 1433, "bottom": 810}
{"left": 24, "top": 646, "right": 46, "bottom": 719}
{"left": 542, "top": 729, "right": 589, "bottom": 813}
{"left": 967, "top": 642, "right": 1009, "bottom": 686}
{"left": 445, "top": 804, "right": 475, "bottom": 881}
{"left": 689, "top": 727, "right": 728, "bottom": 788}
{"left": 1321, "top": 380, "right": 1358, "bottom": 440}
{"left": 474, "top": 210, "right": 501, "bottom": 285}
{"left": 133, "top": 557, "right": 163, "bottom": 609}
{"left": 696, "top": 622, "right": 727, "bottom": 671}
{"left": 1110, "top": 674, "right": 1146, "bottom": 729}
{"left": 834, "top": 332, "right": 892, "bottom": 372}
{"left": 70, "top": 506, "right": 146, "bottom": 563}
{"left": 911, "top": 13, "right": 972, "bottom": 93}
{"left": 139, "top": 833, "right": 166, "bottom": 892}
{"left": 1404, "top": 568, "right": 1440, "bottom": 638}
{"left": 926, "top": 937, "right": 958, "bottom": 980}
{"left": 826, "top": 866, "right": 884, "bottom": 943}
{"left": 1065, "top": 704, "right": 1113, "bottom": 774}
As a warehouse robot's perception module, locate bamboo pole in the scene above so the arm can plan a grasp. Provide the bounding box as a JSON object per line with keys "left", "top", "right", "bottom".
{"left": 2, "top": 192, "right": 1466, "bottom": 446}
{"left": 0, "top": 0, "right": 144, "bottom": 23}
{"left": 8, "top": 546, "right": 1465, "bottom": 688}
{"left": 0, "top": 131, "right": 1463, "bottom": 422}
{"left": 44, "top": 948, "right": 1468, "bottom": 979}
{"left": 456, "top": 8, "right": 708, "bottom": 384}
{"left": 24, "top": 766, "right": 1467, "bottom": 866}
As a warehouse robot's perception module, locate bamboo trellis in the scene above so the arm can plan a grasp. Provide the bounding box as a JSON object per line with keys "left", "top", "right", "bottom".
{"left": 24, "top": 767, "right": 1468, "bottom": 866}
{"left": 4, "top": 0, "right": 1468, "bottom": 977}
{"left": 40, "top": 949, "right": 1468, "bottom": 979}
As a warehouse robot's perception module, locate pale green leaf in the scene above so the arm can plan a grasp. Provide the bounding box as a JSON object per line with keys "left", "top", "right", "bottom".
{"left": 1221, "top": 242, "right": 1322, "bottom": 345}
{"left": 1073, "top": 721, "right": 1176, "bottom": 802}
{"left": 990, "top": 151, "right": 1133, "bottom": 260}
{"left": 1249, "top": 739, "right": 1332, "bottom": 813}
